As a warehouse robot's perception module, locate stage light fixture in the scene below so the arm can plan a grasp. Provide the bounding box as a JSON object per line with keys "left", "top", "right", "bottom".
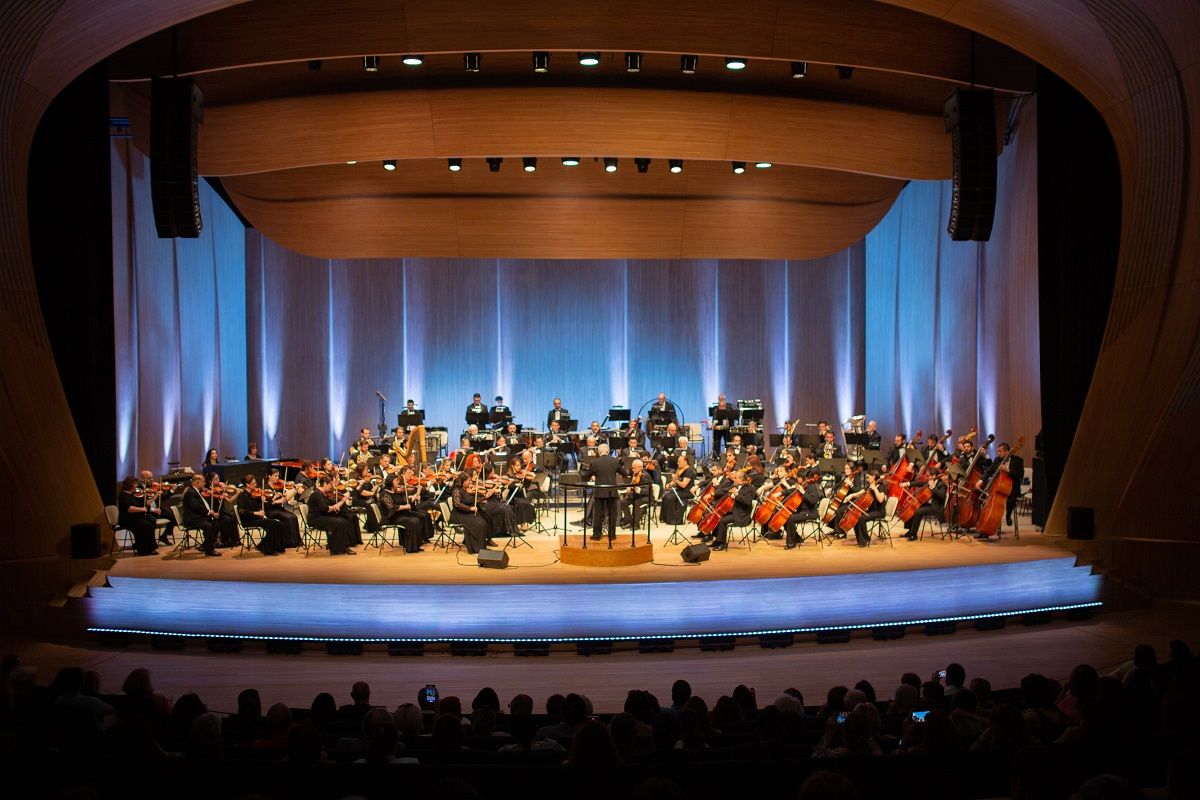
{"left": 578, "top": 52, "right": 600, "bottom": 67}
{"left": 307, "top": 59, "right": 322, "bottom": 71}
{"left": 634, "top": 158, "right": 650, "bottom": 173}
{"left": 731, "top": 161, "right": 746, "bottom": 174}
{"left": 725, "top": 56, "right": 747, "bottom": 70}
{"left": 363, "top": 55, "right": 380, "bottom": 72}
{"left": 345, "top": 160, "right": 357, "bottom": 165}
{"left": 561, "top": 157, "right": 580, "bottom": 166}
{"left": 402, "top": 54, "right": 424, "bottom": 66}
{"left": 464, "top": 52, "right": 482, "bottom": 72}
{"left": 680, "top": 54, "right": 698, "bottom": 74}
{"left": 383, "top": 159, "right": 397, "bottom": 171}
{"left": 625, "top": 52, "right": 642, "bottom": 72}
{"left": 447, "top": 158, "right": 462, "bottom": 172}
{"left": 837, "top": 65, "right": 855, "bottom": 80}
{"left": 487, "top": 157, "right": 503, "bottom": 172}
{"left": 604, "top": 157, "right": 618, "bottom": 173}
{"left": 668, "top": 159, "right": 683, "bottom": 173}
{"left": 791, "top": 61, "right": 807, "bottom": 78}
{"left": 533, "top": 51, "right": 551, "bottom": 72}
{"left": 755, "top": 161, "right": 773, "bottom": 169}
{"left": 522, "top": 157, "right": 537, "bottom": 172}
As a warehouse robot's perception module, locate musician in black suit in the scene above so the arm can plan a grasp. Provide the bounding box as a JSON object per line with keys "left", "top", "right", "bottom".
{"left": 546, "top": 398, "right": 570, "bottom": 428}
{"left": 306, "top": 476, "right": 356, "bottom": 555}
{"left": 922, "top": 434, "right": 948, "bottom": 467}
{"left": 466, "top": 393, "right": 487, "bottom": 425}
{"left": 117, "top": 477, "right": 160, "bottom": 556}
{"left": 902, "top": 469, "right": 947, "bottom": 541}
{"left": 818, "top": 431, "right": 843, "bottom": 460}
{"left": 581, "top": 444, "right": 621, "bottom": 544}
{"left": 619, "top": 459, "right": 653, "bottom": 528}
{"left": 783, "top": 472, "right": 826, "bottom": 549}
{"left": 773, "top": 436, "right": 803, "bottom": 465}
{"left": 982, "top": 442, "right": 1024, "bottom": 528}
{"left": 725, "top": 434, "right": 748, "bottom": 468}
{"left": 886, "top": 434, "right": 908, "bottom": 467}
{"left": 180, "top": 474, "right": 224, "bottom": 556}
{"left": 648, "top": 392, "right": 677, "bottom": 428}
{"left": 742, "top": 421, "right": 763, "bottom": 450}
{"left": 490, "top": 396, "right": 512, "bottom": 429}
{"left": 619, "top": 436, "right": 650, "bottom": 476}
{"left": 831, "top": 468, "right": 887, "bottom": 547}
{"left": 865, "top": 420, "right": 882, "bottom": 451}
{"left": 137, "top": 469, "right": 175, "bottom": 544}
{"left": 709, "top": 394, "right": 739, "bottom": 456}
{"left": 710, "top": 470, "right": 755, "bottom": 551}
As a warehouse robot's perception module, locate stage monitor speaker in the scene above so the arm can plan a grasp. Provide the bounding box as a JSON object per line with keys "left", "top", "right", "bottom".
{"left": 1066, "top": 506, "right": 1095, "bottom": 540}
{"left": 70, "top": 523, "right": 100, "bottom": 559}
{"left": 478, "top": 549, "right": 509, "bottom": 569}
{"left": 150, "top": 77, "right": 204, "bottom": 238}
{"left": 944, "top": 88, "right": 997, "bottom": 241}
{"left": 681, "top": 543, "right": 710, "bottom": 563}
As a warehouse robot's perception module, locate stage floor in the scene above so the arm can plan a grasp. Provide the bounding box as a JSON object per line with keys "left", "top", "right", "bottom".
{"left": 85, "top": 515, "right": 1102, "bottom": 643}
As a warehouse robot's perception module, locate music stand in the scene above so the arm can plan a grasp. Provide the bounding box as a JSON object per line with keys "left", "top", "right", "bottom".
{"left": 795, "top": 434, "right": 820, "bottom": 452}
{"left": 398, "top": 411, "right": 425, "bottom": 428}
{"left": 862, "top": 450, "right": 887, "bottom": 469}
{"left": 767, "top": 433, "right": 786, "bottom": 447}
{"left": 558, "top": 418, "right": 578, "bottom": 432}
{"left": 489, "top": 409, "right": 511, "bottom": 428}
{"left": 739, "top": 406, "right": 765, "bottom": 423}
{"left": 607, "top": 407, "right": 631, "bottom": 422}
{"left": 466, "top": 410, "right": 489, "bottom": 428}
{"left": 844, "top": 432, "right": 870, "bottom": 458}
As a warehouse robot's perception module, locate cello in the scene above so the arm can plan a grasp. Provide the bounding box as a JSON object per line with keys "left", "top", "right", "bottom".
{"left": 696, "top": 466, "right": 750, "bottom": 534}
{"left": 895, "top": 430, "right": 951, "bottom": 522}
{"left": 766, "top": 472, "right": 822, "bottom": 533}
{"left": 837, "top": 472, "right": 879, "bottom": 533}
{"left": 974, "top": 437, "right": 1025, "bottom": 537}
{"left": 822, "top": 465, "right": 863, "bottom": 524}
{"left": 753, "top": 463, "right": 801, "bottom": 526}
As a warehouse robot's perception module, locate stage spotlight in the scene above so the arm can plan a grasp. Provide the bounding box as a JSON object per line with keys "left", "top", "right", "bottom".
{"left": 634, "top": 158, "right": 650, "bottom": 173}
{"left": 151, "top": 636, "right": 185, "bottom": 651}
{"left": 638, "top": 639, "right": 675, "bottom": 654}
{"left": 450, "top": 642, "right": 488, "bottom": 656}
{"left": 383, "top": 159, "right": 397, "bottom": 171}
{"left": 266, "top": 640, "right": 303, "bottom": 654}
{"left": 603, "top": 157, "right": 618, "bottom": 173}
{"left": 307, "top": 59, "right": 322, "bottom": 71}
{"left": 522, "top": 157, "right": 537, "bottom": 172}
{"left": 561, "top": 157, "right": 581, "bottom": 166}
{"left": 487, "top": 157, "right": 503, "bottom": 172}
{"left": 533, "top": 51, "right": 551, "bottom": 72}
{"left": 447, "top": 158, "right": 462, "bottom": 172}
{"left": 837, "top": 65, "right": 855, "bottom": 80}
{"left": 578, "top": 52, "right": 600, "bottom": 67}
{"left": 680, "top": 54, "right": 698, "bottom": 74}
{"left": 464, "top": 52, "right": 482, "bottom": 72}
{"left": 514, "top": 642, "right": 550, "bottom": 657}
{"left": 387, "top": 641, "right": 425, "bottom": 656}
{"left": 625, "top": 52, "right": 642, "bottom": 72}
{"left": 345, "top": 160, "right": 357, "bottom": 165}
{"left": 326, "top": 641, "right": 363, "bottom": 655}
{"left": 759, "top": 633, "right": 795, "bottom": 649}
{"left": 725, "top": 56, "right": 747, "bottom": 70}
{"left": 815, "top": 630, "right": 850, "bottom": 645}
{"left": 668, "top": 159, "right": 683, "bottom": 173}
{"left": 791, "top": 61, "right": 807, "bottom": 78}
{"left": 208, "top": 638, "right": 242, "bottom": 653}
{"left": 402, "top": 54, "right": 424, "bottom": 66}
{"left": 576, "top": 640, "right": 613, "bottom": 656}
{"left": 363, "top": 55, "right": 380, "bottom": 72}
{"left": 755, "top": 161, "right": 773, "bottom": 169}
{"left": 731, "top": 161, "right": 746, "bottom": 174}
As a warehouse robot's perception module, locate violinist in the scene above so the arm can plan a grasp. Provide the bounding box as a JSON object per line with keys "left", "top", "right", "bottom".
{"left": 137, "top": 469, "right": 175, "bottom": 544}
{"left": 215, "top": 481, "right": 242, "bottom": 547}
{"left": 505, "top": 455, "right": 537, "bottom": 531}
{"left": 380, "top": 473, "right": 425, "bottom": 552}
{"left": 180, "top": 473, "right": 225, "bottom": 556}
{"left": 452, "top": 469, "right": 495, "bottom": 553}
{"left": 514, "top": 449, "right": 546, "bottom": 500}
{"left": 234, "top": 476, "right": 283, "bottom": 555}
{"left": 480, "top": 463, "right": 521, "bottom": 539}
{"left": 117, "top": 477, "right": 161, "bottom": 556}
{"left": 351, "top": 464, "right": 379, "bottom": 513}
{"left": 263, "top": 470, "right": 302, "bottom": 548}
{"left": 619, "top": 458, "right": 653, "bottom": 528}
{"left": 306, "top": 475, "right": 357, "bottom": 555}
{"left": 708, "top": 469, "right": 755, "bottom": 551}
{"left": 374, "top": 453, "right": 395, "bottom": 484}
{"left": 660, "top": 453, "right": 696, "bottom": 525}
{"left": 782, "top": 467, "right": 825, "bottom": 550}
{"left": 830, "top": 465, "right": 886, "bottom": 547}
{"left": 902, "top": 465, "right": 947, "bottom": 541}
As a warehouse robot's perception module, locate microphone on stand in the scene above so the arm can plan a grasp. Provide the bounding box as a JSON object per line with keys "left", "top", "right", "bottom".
{"left": 375, "top": 390, "right": 387, "bottom": 402}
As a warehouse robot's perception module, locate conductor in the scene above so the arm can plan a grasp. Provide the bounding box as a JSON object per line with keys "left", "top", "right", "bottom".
{"left": 581, "top": 443, "right": 621, "bottom": 546}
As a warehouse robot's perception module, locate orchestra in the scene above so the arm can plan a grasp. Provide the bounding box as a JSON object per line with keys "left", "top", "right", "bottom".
{"left": 117, "top": 392, "right": 1027, "bottom": 560}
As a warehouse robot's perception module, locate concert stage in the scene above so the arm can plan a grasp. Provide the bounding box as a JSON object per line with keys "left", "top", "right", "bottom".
{"left": 83, "top": 523, "right": 1101, "bottom": 645}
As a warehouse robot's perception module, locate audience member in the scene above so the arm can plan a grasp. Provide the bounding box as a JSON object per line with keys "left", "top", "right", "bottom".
{"left": 535, "top": 692, "right": 586, "bottom": 743}
{"left": 567, "top": 719, "right": 620, "bottom": 768}
{"left": 339, "top": 681, "right": 372, "bottom": 723}
{"left": 943, "top": 662, "right": 967, "bottom": 702}
{"left": 254, "top": 702, "right": 293, "bottom": 749}
{"left": 798, "top": 770, "right": 859, "bottom": 800}
{"left": 663, "top": 679, "right": 691, "bottom": 714}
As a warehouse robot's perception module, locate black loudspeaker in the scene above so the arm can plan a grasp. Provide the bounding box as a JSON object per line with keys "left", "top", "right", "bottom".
{"left": 1067, "top": 506, "right": 1095, "bottom": 540}
{"left": 944, "top": 88, "right": 997, "bottom": 241}
{"left": 477, "top": 549, "right": 509, "bottom": 569}
{"left": 1031, "top": 456, "right": 1048, "bottom": 527}
{"left": 70, "top": 523, "right": 100, "bottom": 559}
{"left": 150, "top": 77, "right": 204, "bottom": 238}
{"left": 681, "top": 543, "right": 710, "bottom": 563}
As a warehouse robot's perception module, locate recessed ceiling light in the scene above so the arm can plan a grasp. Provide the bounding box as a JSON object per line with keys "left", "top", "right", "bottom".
{"left": 725, "top": 57, "right": 747, "bottom": 70}
{"left": 791, "top": 61, "right": 807, "bottom": 79}
{"left": 487, "top": 157, "right": 503, "bottom": 172}
{"left": 522, "top": 157, "right": 537, "bottom": 172}
{"left": 680, "top": 55, "right": 698, "bottom": 74}
{"left": 383, "top": 159, "right": 397, "bottom": 171}
{"left": 604, "top": 157, "right": 618, "bottom": 173}
{"left": 668, "top": 159, "right": 683, "bottom": 173}
{"left": 346, "top": 160, "right": 357, "bottom": 165}
{"left": 448, "top": 158, "right": 462, "bottom": 172}
{"left": 635, "top": 158, "right": 651, "bottom": 173}
{"left": 402, "top": 55, "right": 424, "bottom": 66}
{"left": 754, "top": 162, "right": 773, "bottom": 169}
{"left": 561, "top": 157, "right": 581, "bottom": 166}
{"left": 625, "top": 52, "right": 642, "bottom": 72}
{"left": 731, "top": 161, "right": 746, "bottom": 174}
{"left": 837, "top": 65, "right": 854, "bottom": 80}
{"left": 464, "top": 52, "right": 482, "bottom": 72}
{"left": 363, "top": 56, "right": 380, "bottom": 72}
{"left": 578, "top": 52, "right": 600, "bottom": 67}
{"left": 533, "top": 52, "right": 551, "bottom": 73}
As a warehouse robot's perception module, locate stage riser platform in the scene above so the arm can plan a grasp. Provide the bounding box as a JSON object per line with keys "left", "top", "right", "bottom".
{"left": 86, "top": 557, "right": 1100, "bottom": 642}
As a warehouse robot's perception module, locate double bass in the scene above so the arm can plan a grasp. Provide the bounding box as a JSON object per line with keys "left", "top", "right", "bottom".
{"left": 974, "top": 437, "right": 1025, "bottom": 537}
{"left": 947, "top": 432, "right": 994, "bottom": 529}
{"left": 883, "top": 430, "right": 922, "bottom": 499}
{"left": 895, "top": 429, "right": 951, "bottom": 522}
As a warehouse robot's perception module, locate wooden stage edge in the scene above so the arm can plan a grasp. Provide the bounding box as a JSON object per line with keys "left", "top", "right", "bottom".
{"left": 559, "top": 541, "right": 653, "bottom": 567}
{"left": 104, "top": 513, "right": 1076, "bottom": 587}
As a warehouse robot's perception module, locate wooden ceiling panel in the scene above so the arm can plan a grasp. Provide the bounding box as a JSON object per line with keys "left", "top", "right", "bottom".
{"left": 198, "top": 87, "right": 949, "bottom": 180}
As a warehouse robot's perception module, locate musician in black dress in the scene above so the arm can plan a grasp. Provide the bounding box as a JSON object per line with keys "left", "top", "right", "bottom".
{"left": 379, "top": 474, "right": 425, "bottom": 552}
{"left": 117, "top": 477, "right": 160, "bottom": 556}
{"left": 234, "top": 478, "right": 283, "bottom": 555}
{"left": 709, "top": 395, "right": 739, "bottom": 455}
{"left": 259, "top": 473, "right": 302, "bottom": 548}
{"left": 180, "top": 474, "right": 224, "bottom": 556}
{"left": 450, "top": 471, "right": 492, "bottom": 554}
{"left": 306, "top": 476, "right": 356, "bottom": 555}
{"left": 619, "top": 459, "right": 653, "bottom": 528}
{"left": 660, "top": 453, "right": 696, "bottom": 525}
{"left": 745, "top": 454, "right": 768, "bottom": 490}
{"left": 506, "top": 456, "right": 537, "bottom": 530}
{"left": 902, "top": 469, "right": 947, "bottom": 540}
{"left": 480, "top": 463, "right": 520, "bottom": 538}
{"left": 709, "top": 470, "right": 755, "bottom": 551}
{"left": 201, "top": 448, "right": 221, "bottom": 478}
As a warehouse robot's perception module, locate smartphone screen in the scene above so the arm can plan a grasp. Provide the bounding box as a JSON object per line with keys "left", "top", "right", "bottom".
{"left": 911, "top": 710, "right": 929, "bottom": 722}
{"left": 836, "top": 712, "right": 848, "bottom": 724}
